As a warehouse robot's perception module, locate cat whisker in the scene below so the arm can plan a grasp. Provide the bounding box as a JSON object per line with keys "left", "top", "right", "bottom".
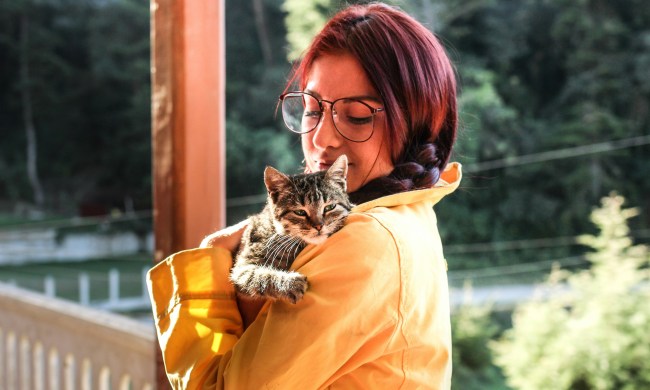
{"left": 285, "top": 237, "right": 301, "bottom": 264}
{"left": 266, "top": 234, "right": 294, "bottom": 268}
{"left": 264, "top": 233, "right": 288, "bottom": 255}
{"left": 282, "top": 236, "right": 303, "bottom": 266}
{"left": 290, "top": 239, "right": 303, "bottom": 261}
{"left": 264, "top": 242, "right": 282, "bottom": 267}
{"left": 266, "top": 238, "right": 285, "bottom": 267}
{"left": 279, "top": 236, "right": 301, "bottom": 266}
{"left": 263, "top": 233, "right": 280, "bottom": 250}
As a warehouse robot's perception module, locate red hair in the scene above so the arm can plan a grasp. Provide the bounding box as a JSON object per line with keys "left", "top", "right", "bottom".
{"left": 286, "top": 3, "right": 458, "bottom": 201}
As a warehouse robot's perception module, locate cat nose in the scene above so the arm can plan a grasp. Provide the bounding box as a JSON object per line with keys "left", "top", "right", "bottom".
{"left": 313, "top": 223, "right": 323, "bottom": 232}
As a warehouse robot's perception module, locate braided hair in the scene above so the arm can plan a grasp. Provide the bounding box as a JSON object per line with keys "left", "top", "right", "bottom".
{"left": 286, "top": 3, "right": 457, "bottom": 204}
{"left": 349, "top": 135, "right": 452, "bottom": 204}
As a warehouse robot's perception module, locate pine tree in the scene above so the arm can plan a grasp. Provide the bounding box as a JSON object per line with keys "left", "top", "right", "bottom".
{"left": 492, "top": 193, "right": 650, "bottom": 389}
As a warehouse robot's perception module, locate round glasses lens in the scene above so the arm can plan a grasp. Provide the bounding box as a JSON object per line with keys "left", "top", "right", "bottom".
{"left": 282, "top": 94, "right": 321, "bottom": 133}
{"left": 332, "top": 99, "right": 375, "bottom": 142}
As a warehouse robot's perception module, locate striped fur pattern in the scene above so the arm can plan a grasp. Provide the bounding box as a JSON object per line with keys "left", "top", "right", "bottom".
{"left": 231, "top": 155, "right": 353, "bottom": 304}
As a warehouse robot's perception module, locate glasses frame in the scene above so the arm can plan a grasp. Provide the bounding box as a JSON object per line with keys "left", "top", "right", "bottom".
{"left": 279, "top": 91, "right": 385, "bottom": 143}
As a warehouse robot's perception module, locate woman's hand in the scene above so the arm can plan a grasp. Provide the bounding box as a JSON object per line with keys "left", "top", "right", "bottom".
{"left": 199, "top": 219, "right": 249, "bottom": 252}
{"left": 199, "top": 219, "right": 266, "bottom": 329}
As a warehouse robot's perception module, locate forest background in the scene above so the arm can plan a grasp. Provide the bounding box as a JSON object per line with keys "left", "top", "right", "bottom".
{"left": 1, "top": 0, "right": 649, "bottom": 277}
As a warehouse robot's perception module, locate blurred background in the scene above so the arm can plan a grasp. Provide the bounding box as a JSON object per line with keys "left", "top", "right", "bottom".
{"left": 0, "top": 0, "right": 649, "bottom": 389}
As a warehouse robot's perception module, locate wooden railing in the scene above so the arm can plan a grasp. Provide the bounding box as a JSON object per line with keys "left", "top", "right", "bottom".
{"left": 0, "top": 282, "right": 155, "bottom": 389}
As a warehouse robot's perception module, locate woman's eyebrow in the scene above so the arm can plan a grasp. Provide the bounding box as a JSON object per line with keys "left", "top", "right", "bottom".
{"left": 303, "top": 88, "right": 322, "bottom": 99}
{"left": 304, "top": 89, "right": 382, "bottom": 104}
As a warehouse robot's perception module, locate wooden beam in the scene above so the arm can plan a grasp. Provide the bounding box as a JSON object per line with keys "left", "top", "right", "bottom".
{"left": 150, "top": 0, "right": 226, "bottom": 387}
{"left": 151, "top": 0, "right": 226, "bottom": 258}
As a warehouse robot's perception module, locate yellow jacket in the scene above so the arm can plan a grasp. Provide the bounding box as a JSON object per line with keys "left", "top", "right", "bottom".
{"left": 148, "top": 163, "right": 462, "bottom": 389}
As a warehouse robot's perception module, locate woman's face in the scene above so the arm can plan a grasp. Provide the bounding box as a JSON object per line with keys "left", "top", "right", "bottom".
{"left": 302, "top": 53, "right": 394, "bottom": 193}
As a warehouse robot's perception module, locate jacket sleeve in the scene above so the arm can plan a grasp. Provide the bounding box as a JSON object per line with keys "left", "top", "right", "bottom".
{"left": 148, "top": 213, "right": 401, "bottom": 389}
{"left": 147, "top": 246, "right": 244, "bottom": 389}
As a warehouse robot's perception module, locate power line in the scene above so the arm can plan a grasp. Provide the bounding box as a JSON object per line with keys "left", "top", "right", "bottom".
{"left": 227, "top": 194, "right": 267, "bottom": 207}
{"left": 0, "top": 211, "right": 152, "bottom": 231}
{"left": 448, "top": 256, "right": 588, "bottom": 280}
{"left": 465, "top": 134, "right": 650, "bottom": 173}
{"left": 226, "top": 134, "right": 650, "bottom": 206}
{"left": 445, "top": 229, "right": 650, "bottom": 254}
{"left": 445, "top": 236, "right": 579, "bottom": 254}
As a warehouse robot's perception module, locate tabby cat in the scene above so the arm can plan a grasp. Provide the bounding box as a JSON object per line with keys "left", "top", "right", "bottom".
{"left": 230, "top": 155, "right": 353, "bottom": 304}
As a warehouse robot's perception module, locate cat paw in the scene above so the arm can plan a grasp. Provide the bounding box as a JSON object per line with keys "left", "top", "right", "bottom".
{"left": 277, "top": 272, "right": 308, "bottom": 304}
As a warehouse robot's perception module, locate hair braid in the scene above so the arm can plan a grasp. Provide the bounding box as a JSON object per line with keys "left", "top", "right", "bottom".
{"left": 349, "top": 140, "right": 447, "bottom": 204}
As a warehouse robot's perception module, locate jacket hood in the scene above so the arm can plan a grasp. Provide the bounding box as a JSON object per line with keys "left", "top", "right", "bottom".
{"left": 351, "top": 162, "right": 462, "bottom": 213}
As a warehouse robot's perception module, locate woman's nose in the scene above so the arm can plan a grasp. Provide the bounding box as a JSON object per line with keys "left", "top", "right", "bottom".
{"left": 311, "top": 110, "right": 343, "bottom": 150}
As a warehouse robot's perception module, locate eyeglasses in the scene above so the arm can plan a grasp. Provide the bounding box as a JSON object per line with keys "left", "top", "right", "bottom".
{"left": 279, "top": 91, "right": 384, "bottom": 143}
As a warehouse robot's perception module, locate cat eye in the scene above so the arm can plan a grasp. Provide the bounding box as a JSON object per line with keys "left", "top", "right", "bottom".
{"left": 293, "top": 210, "right": 308, "bottom": 217}
{"left": 323, "top": 204, "right": 336, "bottom": 213}
{"left": 279, "top": 91, "right": 384, "bottom": 143}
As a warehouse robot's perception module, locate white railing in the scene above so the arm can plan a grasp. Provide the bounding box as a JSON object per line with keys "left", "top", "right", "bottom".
{"left": 0, "top": 282, "right": 155, "bottom": 390}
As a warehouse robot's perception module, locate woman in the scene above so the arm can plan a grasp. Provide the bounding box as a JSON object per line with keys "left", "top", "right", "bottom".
{"left": 148, "top": 3, "right": 461, "bottom": 389}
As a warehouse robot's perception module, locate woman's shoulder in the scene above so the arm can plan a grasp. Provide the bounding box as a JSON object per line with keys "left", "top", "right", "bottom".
{"left": 293, "top": 202, "right": 437, "bottom": 276}
{"left": 339, "top": 210, "right": 399, "bottom": 252}
{"left": 349, "top": 201, "right": 433, "bottom": 241}
{"left": 344, "top": 202, "right": 444, "bottom": 270}
{"left": 292, "top": 210, "right": 398, "bottom": 274}
{"left": 292, "top": 212, "right": 402, "bottom": 314}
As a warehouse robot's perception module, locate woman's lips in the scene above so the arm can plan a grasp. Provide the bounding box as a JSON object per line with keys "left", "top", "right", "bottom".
{"left": 313, "top": 157, "right": 352, "bottom": 172}
{"left": 316, "top": 162, "right": 332, "bottom": 171}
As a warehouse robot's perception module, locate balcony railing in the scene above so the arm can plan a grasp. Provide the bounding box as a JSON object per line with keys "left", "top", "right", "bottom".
{"left": 0, "top": 282, "right": 155, "bottom": 389}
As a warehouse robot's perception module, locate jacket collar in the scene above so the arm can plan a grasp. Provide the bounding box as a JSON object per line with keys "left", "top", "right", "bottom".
{"left": 351, "top": 162, "right": 462, "bottom": 212}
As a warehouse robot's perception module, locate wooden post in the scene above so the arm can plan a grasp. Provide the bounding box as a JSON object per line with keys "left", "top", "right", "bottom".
{"left": 150, "top": 0, "right": 226, "bottom": 388}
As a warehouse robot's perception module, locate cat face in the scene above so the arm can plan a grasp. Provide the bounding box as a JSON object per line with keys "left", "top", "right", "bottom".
{"left": 264, "top": 155, "right": 353, "bottom": 245}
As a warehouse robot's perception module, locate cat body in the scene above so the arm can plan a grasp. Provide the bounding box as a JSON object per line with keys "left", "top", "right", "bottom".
{"left": 230, "top": 155, "right": 353, "bottom": 304}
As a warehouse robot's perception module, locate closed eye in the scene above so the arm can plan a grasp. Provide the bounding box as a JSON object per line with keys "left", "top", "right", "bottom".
{"left": 293, "top": 210, "right": 308, "bottom": 217}
{"left": 345, "top": 115, "right": 373, "bottom": 125}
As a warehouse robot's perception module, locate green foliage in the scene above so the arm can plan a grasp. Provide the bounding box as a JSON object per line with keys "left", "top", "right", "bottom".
{"left": 2, "top": 0, "right": 649, "bottom": 276}
{"left": 452, "top": 302, "right": 509, "bottom": 389}
{"left": 433, "top": 0, "right": 650, "bottom": 269}
{"left": 283, "top": 0, "right": 333, "bottom": 61}
{"left": 226, "top": 118, "right": 302, "bottom": 223}
{"left": 492, "top": 194, "right": 650, "bottom": 389}
{"left": 0, "top": 0, "right": 151, "bottom": 212}
{"left": 283, "top": 0, "right": 376, "bottom": 61}
{"left": 457, "top": 64, "right": 519, "bottom": 162}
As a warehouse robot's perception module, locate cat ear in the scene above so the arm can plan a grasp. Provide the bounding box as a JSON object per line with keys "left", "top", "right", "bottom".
{"left": 325, "top": 155, "right": 348, "bottom": 190}
{"left": 264, "top": 166, "right": 291, "bottom": 195}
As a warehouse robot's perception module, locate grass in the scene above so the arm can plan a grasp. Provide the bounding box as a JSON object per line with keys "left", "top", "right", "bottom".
{"left": 0, "top": 254, "right": 153, "bottom": 304}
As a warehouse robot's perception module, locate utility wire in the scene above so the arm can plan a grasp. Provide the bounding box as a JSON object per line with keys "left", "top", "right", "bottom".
{"left": 465, "top": 134, "right": 650, "bottom": 173}
{"left": 226, "top": 134, "right": 650, "bottom": 205}
{"left": 445, "top": 235, "right": 578, "bottom": 254}
{"left": 0, "top": 210, "right": 152, "bottom": 231}
{"left": 3, "top": 135, "right": 647, "bottom": 236}
{"left": 227, "top": 194, "right": 267, "bottom": 207}
{"left": 445, "top": 229, "right": 650, "bottom": 254}
{"left": 448, "top": 256, "right": 588, "bottom": 280}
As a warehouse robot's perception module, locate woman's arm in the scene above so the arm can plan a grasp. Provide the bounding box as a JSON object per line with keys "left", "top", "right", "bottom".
{"left": 147, "top": 246, "right": 243, "bottom": 389}
{"left": 199, "top": 219, "right": 267, "bottom": 329}
{"left": 199, "top": 219, "right": 248, "bottom": 251}
{"left": 149, "top": 213, "right": 402, "bottom": 389}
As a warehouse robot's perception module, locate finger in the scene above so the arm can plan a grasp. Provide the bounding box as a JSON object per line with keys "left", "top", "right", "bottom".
{"left": 199, "top": 219, "right": 249, "bottom": 248}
